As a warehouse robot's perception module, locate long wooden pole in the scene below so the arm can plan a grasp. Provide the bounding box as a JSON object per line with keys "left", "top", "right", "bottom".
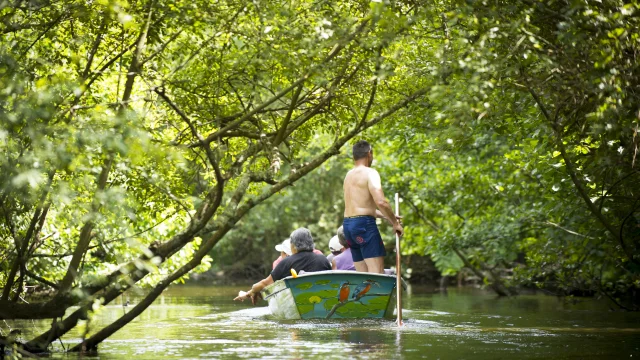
{"left": 395, "top": 193, "right": 403, "bottom": 326}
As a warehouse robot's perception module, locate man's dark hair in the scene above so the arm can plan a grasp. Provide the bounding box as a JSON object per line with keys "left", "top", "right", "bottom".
{"left": 352, "top": 140, "right": 372, "bottom": 160}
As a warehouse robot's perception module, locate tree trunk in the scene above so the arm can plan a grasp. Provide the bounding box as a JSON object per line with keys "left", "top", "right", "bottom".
{"left": 71, "top": 220, "right": 238, "bottom": 352}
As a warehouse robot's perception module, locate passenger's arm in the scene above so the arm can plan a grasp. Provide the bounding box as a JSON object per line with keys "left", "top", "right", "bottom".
{"left": 368, "top": 170, "right": 403, "bottom": 236}
{"left": 332, "top": 259, "right": 337, "bottom": 270}
{"left": 234, "top": 275, "right": 274, "bottom": 305}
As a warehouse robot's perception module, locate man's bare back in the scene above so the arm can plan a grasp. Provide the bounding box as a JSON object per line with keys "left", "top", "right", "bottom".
{"left": 343, "top": 166, "right": 378, "bottom": 218}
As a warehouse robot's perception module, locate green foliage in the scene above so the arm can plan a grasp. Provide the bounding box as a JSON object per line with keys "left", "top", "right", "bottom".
{"left": 371, "top": 0, "right": 639, "bottom": 304}
{"left": 0, "top": 0, "right": 431, "bottom": 347}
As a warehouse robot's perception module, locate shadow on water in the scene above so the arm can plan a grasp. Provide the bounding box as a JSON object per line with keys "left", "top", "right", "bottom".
{"left": 4, "top": 285, "right": 640, "bottom": 359}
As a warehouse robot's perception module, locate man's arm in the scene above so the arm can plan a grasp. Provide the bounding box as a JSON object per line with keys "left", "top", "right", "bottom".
{"left": 368, "top": 169, "right": 404, "bottom": 236}
{"left": 375, "top": 209, "right": 402, "bottom": 225}
{"left": 374, "top": 209, "right": 386, "bottom": 219}
{"left": 233, "top": 275, "right": 274, "bottom": 304}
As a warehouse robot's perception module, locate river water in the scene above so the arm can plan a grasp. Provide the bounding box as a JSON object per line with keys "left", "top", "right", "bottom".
{"left": 7, "top": 285, "right": 640, "bottom": 359}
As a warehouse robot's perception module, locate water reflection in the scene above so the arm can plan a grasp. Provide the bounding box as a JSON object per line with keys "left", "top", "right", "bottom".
{"left": 4, "top": 285, "right": 640, "bottom": 359}
{"left": 339, "top": 328, "right": 389, "bottom": 354}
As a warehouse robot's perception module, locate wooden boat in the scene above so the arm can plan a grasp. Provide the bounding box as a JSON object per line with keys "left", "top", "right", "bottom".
{"left": 261, "top": 270, "right": 407, "bottom": 320}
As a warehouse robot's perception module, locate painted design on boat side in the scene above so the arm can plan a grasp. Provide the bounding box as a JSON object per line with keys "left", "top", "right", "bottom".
{"left": 285, "top": 272, "right": 397, "bottom": 319}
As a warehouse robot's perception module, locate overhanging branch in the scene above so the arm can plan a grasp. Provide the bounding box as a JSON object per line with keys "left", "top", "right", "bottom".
{"left": 523, "top": 76, "right": 625, "bottom": 258}
{"left": 190, "top": 18, "right": 371, "bottom": 148}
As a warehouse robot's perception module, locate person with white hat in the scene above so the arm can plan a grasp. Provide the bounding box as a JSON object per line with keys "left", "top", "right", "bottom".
{"left": 272, "top": 239, "right": 292, "bottom": 270}
{"left": 326, "top": 235, "right": 344, "bottom": 263}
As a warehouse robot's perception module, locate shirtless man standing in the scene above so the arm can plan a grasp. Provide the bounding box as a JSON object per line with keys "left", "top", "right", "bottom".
{"left": 343, "top": 140, "right": 403, "bottom": 274}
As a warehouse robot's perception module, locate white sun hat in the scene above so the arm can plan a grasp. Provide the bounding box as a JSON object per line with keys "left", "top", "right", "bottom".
{"left": 328, "top": 235, "right": 343, "bottom": 252}
{"left": 275, "top": 239, "right": 292, "bottom": 256}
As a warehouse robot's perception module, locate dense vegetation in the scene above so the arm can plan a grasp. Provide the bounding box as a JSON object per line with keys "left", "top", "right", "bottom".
{"left": 216, "top": 0, "right": 640, "bottom": 308}
{"left": 380, "top": 0, "right": 640, "bottom": 306}
{"left": 1, "top": 0, "right": 638, "bottom": 354}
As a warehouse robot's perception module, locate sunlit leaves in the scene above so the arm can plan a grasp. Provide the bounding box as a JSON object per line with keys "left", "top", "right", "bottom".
{"left": 368, "top": 0, "right": 640, "bottom": 301}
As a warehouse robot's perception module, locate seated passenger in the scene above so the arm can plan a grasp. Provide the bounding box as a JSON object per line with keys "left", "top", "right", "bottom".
{"left": 234, "top": 227, "right": 331, "bottom": 304}
{"left": 332, "top": 226, "right": 395, "bottom": 274}
{"left": 326, "top": 235, "right": 343, "bottom": 263}
{"left": 332, "top": 226, "right": 355, "bottom": 271}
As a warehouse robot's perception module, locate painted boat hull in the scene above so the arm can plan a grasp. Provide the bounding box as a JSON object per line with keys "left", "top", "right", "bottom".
{"left": 261, "top": 270, "right": 406, "bottom": 320}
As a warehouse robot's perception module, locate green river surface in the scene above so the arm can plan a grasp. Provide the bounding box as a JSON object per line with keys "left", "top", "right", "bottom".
{"left": 6, "top": 285, "right": 640, "bottom": 359}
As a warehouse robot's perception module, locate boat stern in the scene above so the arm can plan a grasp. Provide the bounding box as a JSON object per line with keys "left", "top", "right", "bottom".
{"left": 263, "top": 271, "right": 405, "bottom": 320}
